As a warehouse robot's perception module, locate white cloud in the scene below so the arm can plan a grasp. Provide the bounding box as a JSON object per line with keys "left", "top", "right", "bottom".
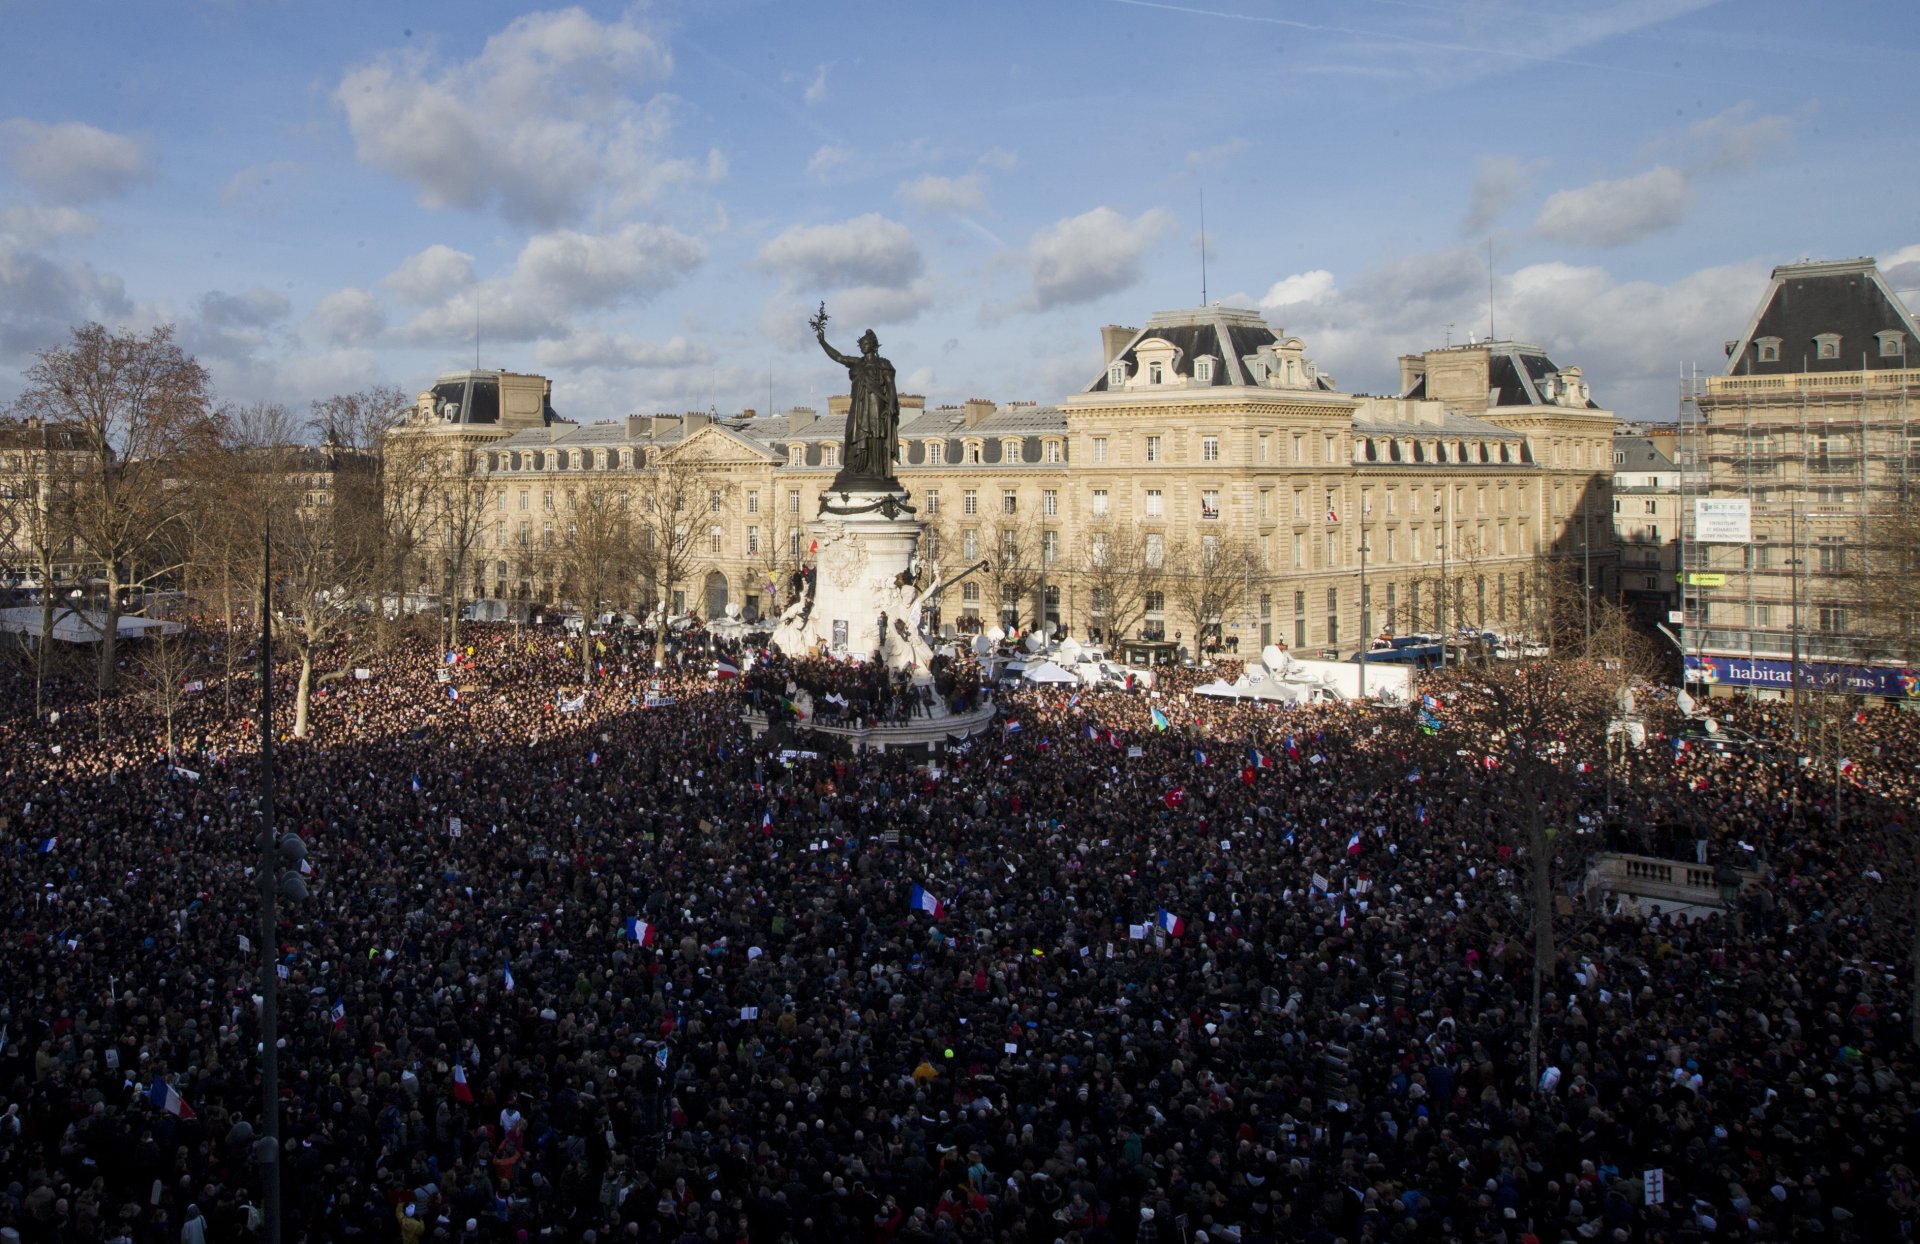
{"left": 977, "top": 147, "right": 1018, "bottom": 173}
{"left": 220, "top": 160, "right": 309, "bottom": 219}
{"left": 1533, "top": 166, "right": 1692, "bottom": 248}
{"left": 1186, "top": 138, "right": 1249, "bottom": 169}
{"left": 898, "top": 172, "right": 986, "bottom": 215}
{"left": 1019, "top": 206, "right": 1173, "bottom": 312}
{"left": 334, "top": 7, "right": 685, "bottom": 227}
{"left": 0, "top": 119, "right": 148, "bottom": 203}
{"left": 1671, "top": 101, "right": 1795, "bottom": 174}
{"left": 758, "top": 214, "right": 924, "bottom": 291}
{"left": 1461, "top": 155, "right": 1532, "bottom": 235}
{"left": 400, "top": 222, "right": 705, "bottom": 345}
{"left": 0, "top": 237, "right": 130, "bottom": 362}
{"left": 805, "top": 144, "right": 855, "bottom": 181}
{"left": 382, "top": 244, "right": 476, "bottom": 306}
{"left": 803, "top": 64, "right": 831, "bottom": 106}
{"left": 306, "top": 288, "right": 387, "bottom": 346}
{"left": 0, "top": 205, "right": 97, "bottom": 247}
{"left": 1259, "top": 269, "right": 1336, "bottom": 310}
{"left": 1881, "top": 244, "right": 1920, "bottom": 299}
{"left": 186, "top": 285, "right": 292, "bottom": 364}
{"left": 534, "top": 332, "right": 713, "bottom": 371}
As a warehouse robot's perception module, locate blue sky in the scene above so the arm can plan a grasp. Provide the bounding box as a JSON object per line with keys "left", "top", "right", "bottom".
{"left": 1, "top": 0, "right": 1914, "bottom": 425}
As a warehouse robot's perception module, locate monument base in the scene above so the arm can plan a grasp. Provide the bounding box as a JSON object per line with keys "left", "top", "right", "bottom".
{"left": 770, "top": 489, "right": 935, "bottom": 673}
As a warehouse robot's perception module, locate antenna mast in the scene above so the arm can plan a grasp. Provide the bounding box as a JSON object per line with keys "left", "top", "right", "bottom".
{"left": 1487, "top": 239, "right": 1495, "bottom": 341}
{"left": 1199, "top": 188, "right": 1208, "bottom": 306}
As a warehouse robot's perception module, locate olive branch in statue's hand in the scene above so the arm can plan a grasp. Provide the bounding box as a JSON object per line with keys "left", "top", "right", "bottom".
{"left": 808, "top": 303, "right": 829, "bottom": 336}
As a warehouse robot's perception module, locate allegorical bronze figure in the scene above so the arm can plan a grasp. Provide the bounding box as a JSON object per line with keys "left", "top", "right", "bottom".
{"left": 811, "top": 303, "right": 900, "bottom": 489}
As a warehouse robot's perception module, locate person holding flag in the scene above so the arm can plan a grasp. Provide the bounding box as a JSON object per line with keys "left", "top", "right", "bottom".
{"left": 908, "top": 884, "right": 946, "bottom": 920}
{"left": 624, "top": 917, "right": 656, "bottom": 946}
{"left": 1149, "top": 706, "right": 1169, "bottom": 732}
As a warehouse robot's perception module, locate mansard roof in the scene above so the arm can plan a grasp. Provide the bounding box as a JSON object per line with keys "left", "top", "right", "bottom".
{"left": 1722, "top": 257, "right": 1920, "bottom": 376}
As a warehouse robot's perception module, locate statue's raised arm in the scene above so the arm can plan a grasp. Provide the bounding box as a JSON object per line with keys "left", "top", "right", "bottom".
{"left": 807, "top": 302, "right": 900, "bottom": 489}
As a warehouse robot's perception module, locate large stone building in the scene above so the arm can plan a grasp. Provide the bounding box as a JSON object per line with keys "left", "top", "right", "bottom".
{"left": 392, "top": 305, "right": 1618, "bottom": 656}
{"left": 1610, "top": 423, "right": 1695, "bottom": 626}
{"left": 1686, "top": 257, "right": 1920, "bottom": 699}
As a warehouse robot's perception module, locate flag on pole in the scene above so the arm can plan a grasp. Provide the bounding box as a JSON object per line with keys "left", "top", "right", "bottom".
{"left": 147, "top": 1079, "right": 195, "bottom": 1119}
{"left": 1156, "top": 909, "right": 1186, "bottom": 936}
{"left": 1162, "top": 786, "right": 1187, "bottom": 811}
{"left": 1192, "top": 748, "right": 1208, "bottom": 767}
{"left": 624, "top": 917, "right": 656, "bottom": 946}
{"left": 502, "top": 959, "right": 515, "bottom": 993}
{"left": 908, "top": 884, "right": 946, "bottom": 920}
{"left": 1338, "top": 906, "right": 1350, "bottom": 930}
{"left": 1247, "top": 746, "right": 1272, "bottom": 769}
{"left": 1003, "top": 720, "right": 1022, "bottom": 734}
{"left": 761, "top": 807, "right": 774, "bottom": 835}
{"left": 1149, "top": 706, "right": 1169, "bottom": 732}
{"left": 713, "top": 659, "right": 739, "bottom": 679}
{"left": 1326, "top": 503, "right": 1339, "bottom": 523}
{"left": 1346, "top": 831, "right": 1363, "bottom": 856}
{"left": 452, "top": 1063, "right": 474, "bottom": 1102}
{"left": 329, "top": 997, "right": 346, "bottom": 1031}
{"left": 1285, "top": 734, "right": 1300, "bottom": 759}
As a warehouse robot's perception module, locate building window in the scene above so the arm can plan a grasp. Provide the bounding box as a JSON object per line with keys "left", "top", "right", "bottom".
{"left": 746, "top": 489, "right": 759, "bottom": 513}
{"left": 1148, "top": 362, "right": 1164, "bottom": 384}
{"left": 1044, "top": 440, "right": 1062, "bottom": 464}
{"left": 1003, "top": 439, "right": 1022, "bottom": 462}
{"left": 708, "top": 526, "right": 723, "bottom": 554}
{"left": 1002, "top": 490, "right": 1018, "bottom": 515}
{"left": 1878, "top": 331, "right": 1906, "bottom": 358}
{"left": 790, "top": 529, "right": 802, "bottom": 556}
{"left": 1201, "top": 436, "right": 1219, "bottom": 462}
{"left": 1144, "top": 489, "right": 1163, "bottom": 518}
{"left": 1043, "top": 489, "right": 1058, "bottom": 517}
{"left": 1091, "top": 533, "right": 1110, "bottom": 566}
{"left": 965, "top": 442, "right": 982, "bottom": 464}
{"left": 1259, "top": 532, "right": 1271, "bottom": 568}
{"left": 963, "top": 489, "right": 978, "bottom": 515}
{"left": 1042, "top": 530, "right": 1059, "bottom": 565}
{"left": 788, "top": 489, "right": 801, "bottom": 514}
{"left": 1144, "top": 590, "right": 1165, "bottom": 636}
{"left": 1292, "top": 533, "right": 1305, "bottom": 568}
{"left": 926, "top": 528, "right": 940, "bottom": 560}
{"left": 1756, "top": 336, "right": 1781, "bottom": 363}
{"left": 1814, "top": 333, "right": 1841, "bottom": 360}
{"left": 746, "top": 526, "right": 760, "bottom": 554}
{"left": 1818, "top": 605, "right": 1848, "bottom": 633}
{"left": 1195, "top": 357, "right": 1214, "bottom": 383}
{"left": 927, "top": 441, "right": 944, "bottom": 465}
{"left": 1200, "top": 489, "right": 1219, "bottom": 520}
{"left": 926, "top": 490, "right": 940, "bottom": 515}
{"left": 1294, "top": 591, "right": 1306, "bottom": 648}
{"left": 823, "top": 444, "right": 839, "bottom": 467}
{"left": 709, "top": 490, "right": 722, "bottom": 513}
{"left": 1745, "top": 603, "right": 1773, "bottom": 627}
{"left": 1092, "top": 437, "right": 1108, "bottom": 463}
{"left": 963, "top": 530, "right": 979, "bottom": 560}
{"left": 1817, "top": 536, "right": 1847, "bottom": 573}
{"left": 1109, "top": 363, "right": 1126, "bottom": 388}
{"left": 961, "top": 582, "right": 980, "bottom": 614}
{"left": 1258, "top": 434, "right": 1270, "bottom": 462}
{"left": 1091, "top": 489, "right": 1109, "bottom": 518}
{"left": 1145, "top": 435, "right": 1162, "bottom": 463}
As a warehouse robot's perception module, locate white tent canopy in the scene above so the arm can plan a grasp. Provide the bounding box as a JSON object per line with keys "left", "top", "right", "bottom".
{"left": 1193, "top": 676, "right": 1309, "bottom": 703}
{"left": 1021, "top": 660, "right": 1079, "bottom": 684}
{"left": 0, "top": 607, "right": 185, "bottom": 644}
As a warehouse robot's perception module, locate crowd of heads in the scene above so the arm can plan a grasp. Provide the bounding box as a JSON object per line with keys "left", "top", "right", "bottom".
{"left": 0, "top": 618, "right": 1918, "bottom": 1244}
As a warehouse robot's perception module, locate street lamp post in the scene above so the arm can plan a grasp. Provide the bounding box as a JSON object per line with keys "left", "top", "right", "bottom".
{"left": 1790, "top": 503, "right": 1802, "bottom": 739}
{"left": 1582, "top": 505, "right": 1593, "bottom": 658}
{"left": 1358, "top": 527, "right": 1370, "bottom": 702}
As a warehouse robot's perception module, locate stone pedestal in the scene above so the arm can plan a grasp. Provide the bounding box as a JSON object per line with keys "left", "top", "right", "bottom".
{"left": 770, "top": 490, "right": 934, "bottom": 672}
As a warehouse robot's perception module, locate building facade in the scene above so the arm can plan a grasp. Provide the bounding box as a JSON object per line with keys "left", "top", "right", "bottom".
{"left": 393, "top": 306, "right": 1618, "bottom": 657}
{"left": 1687, "top": 257, "right": 1920, "bottom": 699}
{"left": 1610, "top": 424, "right": 1694, "bottom": 626}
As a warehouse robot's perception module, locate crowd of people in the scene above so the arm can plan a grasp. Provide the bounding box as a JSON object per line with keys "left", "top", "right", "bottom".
{"left": 1, "top": 618, "right": 1918, "bottom": 1244}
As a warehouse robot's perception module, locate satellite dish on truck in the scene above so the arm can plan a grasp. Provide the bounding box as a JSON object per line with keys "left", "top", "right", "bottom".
{"left": 1261, "top": 644, "right": 1287, "bottom": 673}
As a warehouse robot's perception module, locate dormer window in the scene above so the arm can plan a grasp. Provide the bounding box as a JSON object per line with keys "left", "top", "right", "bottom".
{"left": 1148, "top": 362, "right": 1164, "bottom": 384}
{"left": 1003, "top": 439, "right": 1022, "bottom": 463}
{"left": 1108, "top": 363, "right": 1126, "bottom": 388}
{"left": 1194, "top": 356, "right": 1214, "bottom": 383}
{"left": 1878, "top": 331, "right": 1906, "bottom": 359}
{"left": 1814, "top": 333, "right": 1841, "bottom": 360}
{"left": 927, "top": 441, "right": 944, "bottom": 465}
{"left": 1756, "top": 336, "right": 1781, "bottom": 363}
{"left": 965, "top": 442, "right": 982, "bottom": 465}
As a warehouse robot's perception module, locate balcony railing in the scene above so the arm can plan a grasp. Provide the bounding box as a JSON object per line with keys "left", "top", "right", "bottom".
{"left": 1705, "top": 368, "right": 1920, "bottom": 397}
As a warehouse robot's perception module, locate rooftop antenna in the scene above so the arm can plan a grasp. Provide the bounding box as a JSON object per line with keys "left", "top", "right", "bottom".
{"left": 1445, "top": 322, "right": 1455, "bottom": 348}
{"left": 474, "top": 306, "right": 480, "bottom": 371}
{"left": 1199, "top": 188, "right": 1208, "bottom": 307}
{"left": 1487, "top": 239, "right": 1496, "bottom": 342}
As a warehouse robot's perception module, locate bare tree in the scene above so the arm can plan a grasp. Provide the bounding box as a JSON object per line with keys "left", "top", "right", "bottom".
{"left": 631, "top": 449, "right": 733, "bottom": 667}
{"left": 552, "top": 478, "right": 645, "bottom": 682}
{"left": 12, "top": 324, "right": 218, "bottom": 692}
{"left": 980, "top": 509, "right": 1046, "bottom": 633}
{"left": 1166, "top": 530, "right": 1260, "bottom": 658}
{"left": 132, "top": 625, "right": 200, "bottom": 759}
{"left": 1076, "top": 519, "right": 1164, "bottom": 646}
{"left": 313, "top": 386, "right": 414, "bottom": 638}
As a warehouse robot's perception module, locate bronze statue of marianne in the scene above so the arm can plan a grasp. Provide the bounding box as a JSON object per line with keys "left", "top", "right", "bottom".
{"left": 811, "top": 303, "right": 900, "bottom": 490}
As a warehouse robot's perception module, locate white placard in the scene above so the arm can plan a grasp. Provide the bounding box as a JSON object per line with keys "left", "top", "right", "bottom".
{"left": 1643, "top": 1168, "right": 1665, "bottom": 1205}
{"left": 1694, "top": 499, "right": 1751, "bottom": 544}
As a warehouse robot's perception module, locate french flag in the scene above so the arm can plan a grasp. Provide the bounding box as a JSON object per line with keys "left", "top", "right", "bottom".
{"left": 1247, "top": 746, "right": 1272, "bottom": 769}
{"left": 1156, "top": 909, "right": 1185, "bottom": 937}
{"left": 1285, "top": 735, "right": 1300, "bottom": 759}
{"left": 1346, "top": 831, "right": 1362, "bottom": 856}
{"left": 502, "top": 960, "right": 515, "bottom": 993}
{"left": 452, "top": 1063, "right": 474, "bottom": 1103}
{"left": 1192, "top": 749, "right": 1208, "bottom": 767}
{"left": 624, "top": 917, "right": 656, "bottom": 946}
{"left": 761, "top": 807, "right": 774, "bottom": 835}
{"left": 329, "top": 997, "right": 346, "bottom": 1031}
{"left": 1004, "top": 720, "right": 1022, "bottom": 734}
{"left": 1338, "top": 906, "right": 1350, "bottom": 930}
{"left": 147, "top": 1079, "right": 195, "bottom": 1120}
{"left": 908, "top": 884, "right": 946, "bottom": 920}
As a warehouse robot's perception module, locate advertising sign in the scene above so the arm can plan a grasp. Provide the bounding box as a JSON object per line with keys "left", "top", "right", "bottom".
{"left": 1694, "top": 499, "right": 1751, "bottom": 544}
{"left": 1686, "top": 654, "right": 1920, "bottom": 699}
